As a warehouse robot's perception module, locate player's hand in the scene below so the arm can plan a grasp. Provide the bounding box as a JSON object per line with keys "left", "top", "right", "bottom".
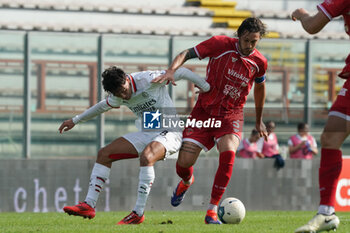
{"left": 59, "top": 119, "right": 75, "bottom": 133}
{"left": 256, "top": 121, "right": 268, "bottom": 141}
{"left": 152, "top": 69, "right": 176, "bottom": 86}
{"left": 291, "top": 8, "right": 308, "bottom": 21}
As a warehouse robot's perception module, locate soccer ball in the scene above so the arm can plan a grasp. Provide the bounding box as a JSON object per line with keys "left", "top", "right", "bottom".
{"left": 218, "top": 197, "right": 246, "bottom": 224}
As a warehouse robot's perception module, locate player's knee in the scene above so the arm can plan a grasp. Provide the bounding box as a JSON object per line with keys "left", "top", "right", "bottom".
{"left": 139, "top": 153, "right": 154, "bottom": 166}
{"left": 96, "top": 148, "right": 111, "bottom": 164}
{"left": 177, "top": 156, "right": 194, "bottom": 168}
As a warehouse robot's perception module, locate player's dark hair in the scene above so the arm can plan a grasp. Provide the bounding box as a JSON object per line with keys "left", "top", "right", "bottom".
{"left": 297, "top": 122, "right": 308, "bottom": 131}
{"left": 101, "top": 66, "right": 126, "bottom": 94}
{"left": 237, "top": 17, "right": 266, "bottom": 38}
{"left": 266, "top": 120, "right": 275, "bottom": 128}
{"left": 251, "top": 129, "right": 259, "bottom": 136}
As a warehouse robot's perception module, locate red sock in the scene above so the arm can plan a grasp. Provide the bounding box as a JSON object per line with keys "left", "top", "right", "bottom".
{"left": 176, "top": 162, "right": 193, "bottom": 182}
{"left": 319, "top": 148, "right": 342, "bottom": 206}
{"left": 210, "top": 151, "right": 235, "bottom": 205}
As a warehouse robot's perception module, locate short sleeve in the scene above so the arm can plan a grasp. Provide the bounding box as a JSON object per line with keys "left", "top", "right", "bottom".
{"left": 256, "top": 57, "right": 268, "bottom": 79}
{"left": 318, "top": 0, "right": 345, "bottom": 19}
{"left": 194, "top": 35, "right": 234, "bottom": 59}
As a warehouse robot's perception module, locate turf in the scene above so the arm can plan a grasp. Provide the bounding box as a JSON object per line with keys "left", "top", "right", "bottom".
{"left": 0, "top": 211, "right": 349, "bottom": 233}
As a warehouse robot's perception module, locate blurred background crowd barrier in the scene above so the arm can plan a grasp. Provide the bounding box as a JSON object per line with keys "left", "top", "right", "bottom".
{"left": 0, "top": 31, "right": 349, "bottom": 158}
{"left": 0, "top": 0, "right": 349, "bottom": 158}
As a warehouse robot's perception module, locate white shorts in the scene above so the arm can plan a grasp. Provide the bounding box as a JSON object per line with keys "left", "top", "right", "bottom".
{"left": 123, "top": 130, "right": 182, "bottom": 157}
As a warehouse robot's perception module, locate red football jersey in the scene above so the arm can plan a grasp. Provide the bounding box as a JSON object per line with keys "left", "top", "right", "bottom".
{"left": 318, "top": 0, "right": 350, "bottom": 37}
{"left": 318, "top": 0, "right": 350, "bottom": 78}
{"left": 194, "top": 35, "right": 267, "bottom": 116}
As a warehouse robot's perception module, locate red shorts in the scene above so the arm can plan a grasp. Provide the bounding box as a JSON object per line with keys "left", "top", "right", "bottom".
{"left": 182, "top": 102, "right": 243, "bottom": 151}
{"left": 329, "top": 78, "right": 350, "bottom": 119}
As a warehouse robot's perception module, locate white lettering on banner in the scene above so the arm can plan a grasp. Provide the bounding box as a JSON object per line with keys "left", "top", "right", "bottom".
{"left": 14, "top": 187, "right": 27, "bottom": 212}
{"left": 74, "top": 179, "right": 82, "bottom": 204}
{"left": 10, "top": 178, "right": 113, "bottom": 213}
{"left": 33, "top": 178, "right": 48, "bottom": 213}
{"left": 336, "top": 178, "right": 350, "bottom": 206}
{"left": 55, "top": 187, "right": 67, "bottom": 212}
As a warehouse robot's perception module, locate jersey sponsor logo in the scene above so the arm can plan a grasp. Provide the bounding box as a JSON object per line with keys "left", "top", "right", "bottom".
{"left": 232, "top": 57, "right": 237, "bottom": 63}
{"left": 339, "top": 88, "right": 348, "bottom": 96}
{"left": 223, "top": 84, "right": 242, "bottom": 100}
{"left": 142, "top": 92, "right": 149, "bottom": 98}
{"left": 227, "top": 68, "right": 249, "bottom": 83}
{"left": 130, "top": 99, "right": 157, "bottom": 113}
{"left": 143, "top": 110, "right": 162, "bottom": 129}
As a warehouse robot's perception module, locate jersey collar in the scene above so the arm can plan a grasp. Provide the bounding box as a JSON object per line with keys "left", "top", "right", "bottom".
{"left": 127, "top": 74, "right": 137, "bottom": 93}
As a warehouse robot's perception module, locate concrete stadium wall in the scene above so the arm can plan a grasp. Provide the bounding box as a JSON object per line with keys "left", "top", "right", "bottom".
{"left": 0, "top": 158, "right": 320, "bottom": 213}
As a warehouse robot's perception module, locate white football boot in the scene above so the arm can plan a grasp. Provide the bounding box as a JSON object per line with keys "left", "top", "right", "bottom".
{"left": 294, "top": 213, "right": 340, "bottom": 233}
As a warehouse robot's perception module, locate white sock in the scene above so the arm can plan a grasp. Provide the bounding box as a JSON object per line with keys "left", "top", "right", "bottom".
{"left": 318, "top": 205, "right": 335, "bottom": 215}
{"left": 208, "top": 204, "right": 218, "bottom": 212}
{"left": 85, "top": 163, "right": 111, "bottom": 208}
{"left": 133, "top": 166, "right": 155, "bottom": 217}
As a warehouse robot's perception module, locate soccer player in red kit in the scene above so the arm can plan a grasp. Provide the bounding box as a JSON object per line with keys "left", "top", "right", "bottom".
{"left": 153, "top": 17, "right": 268, "bottom": 224}
{"left": 292, "top": 0, "right": 350, "bottom": 232}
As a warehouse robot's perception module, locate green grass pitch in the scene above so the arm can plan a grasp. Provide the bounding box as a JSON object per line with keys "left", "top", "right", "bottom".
{"left": 1, "top": 211, "right": 349, "bottom": 233}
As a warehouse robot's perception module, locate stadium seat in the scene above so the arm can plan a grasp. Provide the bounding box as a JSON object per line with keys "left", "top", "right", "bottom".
{"left": 186, "top": 0, "right": 237, "bottom": 8}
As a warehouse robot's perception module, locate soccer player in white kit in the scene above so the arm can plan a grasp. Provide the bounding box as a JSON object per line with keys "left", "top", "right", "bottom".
{"left": 59, "top": 66, "right": 210, "bottom": 224}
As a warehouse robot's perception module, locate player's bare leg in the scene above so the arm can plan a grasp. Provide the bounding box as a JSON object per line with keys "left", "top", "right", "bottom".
{"left": 171, "top": 142, "right": 201, "bottom": 207}
{"left": 117, "top": 141, "right": 166, "bottom": 225}
{"left": 205, "top": 134, "right": 240, "bottom": 224}
{"left": 63, "top": 137, "right": 138, "bottom": 219}
{"left": 295, "top": 116, "right": 350, "bottom": 232}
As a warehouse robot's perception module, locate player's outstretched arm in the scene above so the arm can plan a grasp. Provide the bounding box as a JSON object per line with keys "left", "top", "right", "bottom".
{"left": 152, "top": 48, "right": 197, "bottom": 85}
{"left": 291, "top": 8, "right": 330, "bottom": 34}
{"left": 59, "top": 119, "right": 75, "bottom": 133}
{"left": 173, "top": 67, "right": 210, "bottom": 93}
{"left": 254, "top": 82, "right": 268, "bottom": 141}
{"left": 59, "top": 100, "right": 112, "bottom": 134}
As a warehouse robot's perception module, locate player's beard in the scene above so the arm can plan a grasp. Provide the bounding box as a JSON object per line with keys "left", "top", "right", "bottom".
{"left": 238, "top": 42, "right": 252, "bottom": 56}
{"left": 242, "top": 49, "right": 252, "bottom": 55}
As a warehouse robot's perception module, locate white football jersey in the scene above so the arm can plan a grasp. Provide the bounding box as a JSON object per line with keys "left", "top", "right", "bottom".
{"left": 72, "top": 67, "right": 209, "bottom": 131}
{"left": 106, "top": 70, "right": 176, "bottom": 117}
{"left": 73, "top": 70, "right": 177, "bottom": 130}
